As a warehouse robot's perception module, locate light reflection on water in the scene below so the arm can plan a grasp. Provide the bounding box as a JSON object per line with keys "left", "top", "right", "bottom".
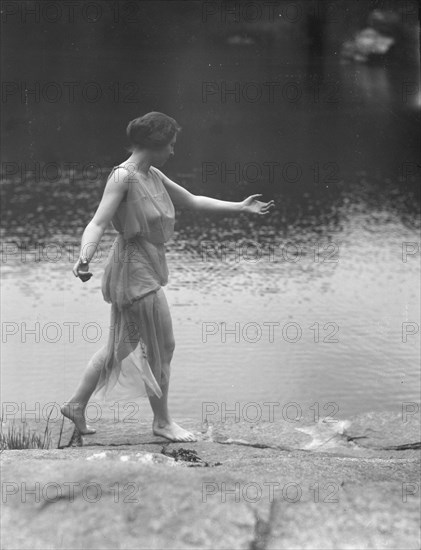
{"left": 1, "top": 191, "right": 419, "bottom": 420}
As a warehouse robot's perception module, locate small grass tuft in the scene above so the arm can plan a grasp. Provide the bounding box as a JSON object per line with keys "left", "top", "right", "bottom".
{"left": 0, "top": 419, "right": 52, "bottom": 450}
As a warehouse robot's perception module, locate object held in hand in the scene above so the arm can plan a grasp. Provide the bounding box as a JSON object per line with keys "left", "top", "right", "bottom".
{"left": 79, "top": 272, "right": 92, "bottom": 282}
{"left": 79, "top": 259, "right": 93, "bottom": 282}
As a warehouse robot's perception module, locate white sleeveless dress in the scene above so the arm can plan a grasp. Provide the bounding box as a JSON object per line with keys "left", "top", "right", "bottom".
{"left": 90, "top": 165, "right": 175, "bottom": 400}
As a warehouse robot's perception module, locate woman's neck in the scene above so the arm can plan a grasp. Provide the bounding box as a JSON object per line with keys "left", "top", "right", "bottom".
{"left": 126, "top": 151, "right": 151, "bottom": 176}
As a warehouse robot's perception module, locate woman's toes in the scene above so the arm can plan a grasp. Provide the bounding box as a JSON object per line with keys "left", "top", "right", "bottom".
{"left": 81, "top": 426, "right": 96, "bottom": 435}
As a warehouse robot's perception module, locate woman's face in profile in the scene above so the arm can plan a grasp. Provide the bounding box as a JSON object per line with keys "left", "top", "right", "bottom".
{"left": 151, "top": 135, "right": 177, "bottom": 167}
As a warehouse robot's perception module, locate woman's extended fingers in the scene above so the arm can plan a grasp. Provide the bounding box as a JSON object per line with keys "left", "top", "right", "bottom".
{"left": 244, "top": 195, "right": 275, "bottom": 215}
{"left": 260, "top": 200, "right": 275, "bottom": 211}
{"left": 258, "top": 200, "right": 275, "bottom": 215}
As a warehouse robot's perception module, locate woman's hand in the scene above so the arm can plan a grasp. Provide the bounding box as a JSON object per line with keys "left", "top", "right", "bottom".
{"left": 241, "top": 194, "right": 275, "bottom": 216}
{"left": 72, "top": 258, "right": 93, "bottom": 282}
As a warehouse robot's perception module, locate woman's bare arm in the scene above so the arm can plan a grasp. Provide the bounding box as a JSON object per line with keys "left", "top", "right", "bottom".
{"left": 154, "top": 167, "right": 275, "bottom": 215}
{"left": 73, "top": 168, "right": 129, "bottom": 275}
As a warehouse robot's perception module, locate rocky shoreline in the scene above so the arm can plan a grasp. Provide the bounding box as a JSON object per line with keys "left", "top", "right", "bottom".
{"left": 1, "top": 411, "right": 420, "bottom": 549}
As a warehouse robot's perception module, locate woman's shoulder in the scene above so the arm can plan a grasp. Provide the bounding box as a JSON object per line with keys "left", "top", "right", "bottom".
{"left": 107, "top": 164, "right": 138, "bottom": 184}
{"left": 150, "top": 165, "right": 168, "bottom": 183}
{"left": 149, "top": 165, "right": 166, "bottom": 181}
{"left": 111, "top": 163, "right": 136, "bottom": 175}
{"left": 104, "top": 166, "right": 134, "bottom": 202}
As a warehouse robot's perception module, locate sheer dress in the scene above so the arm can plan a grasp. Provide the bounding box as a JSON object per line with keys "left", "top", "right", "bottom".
{"left": 89, "top": 165, "right": 175, "bottom": 400}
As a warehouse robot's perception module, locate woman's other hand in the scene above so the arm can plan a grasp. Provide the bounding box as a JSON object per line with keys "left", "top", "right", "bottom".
{"left": 73, "top": 258, "right": 93, "bottom": 282}
{"left": 241, "top": 194, "right": 275, "bottom": 216}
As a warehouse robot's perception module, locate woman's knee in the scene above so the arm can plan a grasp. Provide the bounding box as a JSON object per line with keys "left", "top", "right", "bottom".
{"left": 89, "top": 346, "right": 108, "bottom": 373}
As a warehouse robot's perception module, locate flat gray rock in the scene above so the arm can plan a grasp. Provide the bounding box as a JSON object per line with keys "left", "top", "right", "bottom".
{"left": 1, "top": 411, "right": 420, "bottom": 549}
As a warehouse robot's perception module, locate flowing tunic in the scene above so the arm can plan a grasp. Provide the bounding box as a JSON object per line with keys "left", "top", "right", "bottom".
{"left": 90, "top": 165, "right": 175, "bottom": 400}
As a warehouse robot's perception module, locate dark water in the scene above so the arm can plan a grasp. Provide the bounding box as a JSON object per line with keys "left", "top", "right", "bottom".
{"left": 1, "top": 4, "right": 420, "bottom": 422}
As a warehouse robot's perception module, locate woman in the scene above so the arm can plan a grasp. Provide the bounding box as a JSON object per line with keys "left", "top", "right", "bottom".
{"left": 61, "top": 112, "right": 275, "bottom": 442}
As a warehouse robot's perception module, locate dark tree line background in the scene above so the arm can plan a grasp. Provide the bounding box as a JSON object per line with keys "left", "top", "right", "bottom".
{"left": 2, "top": 0, "right": 418, "bottom": 166}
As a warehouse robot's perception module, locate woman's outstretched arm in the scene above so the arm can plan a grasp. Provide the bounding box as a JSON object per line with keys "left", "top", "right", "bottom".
{"left": 193, "top": 193, "right": 275, "bottom": 216}
{"left": 155, "top": 167, "right": 275, "bottom": 216}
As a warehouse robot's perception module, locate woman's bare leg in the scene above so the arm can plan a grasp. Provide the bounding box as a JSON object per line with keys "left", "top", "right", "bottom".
{"left": 61, "top": 346, "right": 107, "bottom": 434}
{"left": 149, "top": 380, "right": 197, "bottom": 442}
{"left": 61, "top": 288, "right": 196, "bottom": 441}
{"left": 144, "top": 289, "right": 197, "bottom": 442}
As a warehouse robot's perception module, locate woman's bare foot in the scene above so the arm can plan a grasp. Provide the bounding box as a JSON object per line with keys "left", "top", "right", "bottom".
{"left": 61, "top": 402, "right": 96, "bottom": 435}
{"left": 153, "top": 420, "right": 197, "bottom": 442}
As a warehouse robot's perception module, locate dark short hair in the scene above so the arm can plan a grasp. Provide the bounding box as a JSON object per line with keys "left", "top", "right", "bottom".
{"left": 126, "top": 112, "right": 181, "bottom": 150}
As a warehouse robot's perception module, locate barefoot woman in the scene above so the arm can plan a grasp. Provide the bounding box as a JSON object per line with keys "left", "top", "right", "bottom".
{"left": 61, "top": 112, "right": 274, "bottom": 442}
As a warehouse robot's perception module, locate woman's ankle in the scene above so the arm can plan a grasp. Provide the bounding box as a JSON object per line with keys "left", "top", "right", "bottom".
{"left": 153, "top": 416, "right": 171, "bottom": 427}
{"left": 61, "top": 401, "right": 86, "bottom": 412}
